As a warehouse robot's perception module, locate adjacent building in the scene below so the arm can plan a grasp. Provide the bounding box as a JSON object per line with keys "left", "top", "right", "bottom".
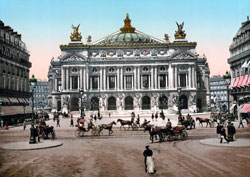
{"left": 0, "top": 20, "right": 32, "bottom": 125}
{"left": 48, "top": 14, "right": 210, "bottom": 114}
{"left": 29, "top": 81, "right": 49, "bottom": 111}
{"left": 228, "top": 16, "right": 250, "bottom": 118}
{"left": 209, "top": 76, "right": 231, "bottom": 113}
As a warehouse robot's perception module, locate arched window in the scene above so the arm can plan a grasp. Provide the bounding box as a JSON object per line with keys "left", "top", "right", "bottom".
{"left": 159, "top": 95, "right": 168, "bottom": 109}
{"left": 109, "top": 67, "right": 115, "bottom": 73}
{"left": 91, "top": 97, "right": 99, "bottom": 110}
{"left": 72, "top": 67, "right": 78, "bottom": 72}
{"left": 142, "top": 96, "right": 151, "bottom": 110}
{"left": 126, "top": 67, "right": 132, "bottom": 72}
{"left": 179, "top": 95, "right": 188, "bottom": 109}
{"left": 108, "top": 97, "right": 116, "bottom": 110}
{"left": 125, "top": 96, "right": 133, "bottom": 110}
{"left": 143, "top": 66, "right": 149, "bottom": 72}
{"left": 92, "top": 68, "right": 97, "bottom": 73}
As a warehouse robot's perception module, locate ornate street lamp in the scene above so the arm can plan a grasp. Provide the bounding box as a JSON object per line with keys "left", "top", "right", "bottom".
{"left": 29, "top": 74, "right": 37, "bottom": 144}
{"left": 0, "top": 99, "right": 2, "bottom": 128}
{"left": 177, "top": 87, "right": 182, "bottom": 125}
{"left": 79, "top": 89, "right": 84, "bottom": 118}
{"left": 223, "top": 71, "right": 231, "bottom": 120}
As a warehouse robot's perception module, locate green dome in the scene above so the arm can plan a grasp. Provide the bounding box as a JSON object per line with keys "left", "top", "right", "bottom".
{"left": 99, "top": 32, "right": 154, "bottom": 44}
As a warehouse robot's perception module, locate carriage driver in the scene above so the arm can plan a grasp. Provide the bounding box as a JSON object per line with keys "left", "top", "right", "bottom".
{"left": 166, "top": 119, "right": 172, "bottom": 130}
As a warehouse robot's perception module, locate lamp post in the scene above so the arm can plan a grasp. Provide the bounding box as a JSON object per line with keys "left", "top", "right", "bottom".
{"left": 223, "top": 71, "right": 231, "bottom": 120}
{"left": 79, "top": 89, "right": 84, "bottom": 118}
{"left": 29, "top": 74, "right": 37, "bottom": 144}
{"left": 0, "top": 99, "right": 2, "bottom": 128}
{"left": 23, "top": 103, "right": 26, "bottom": 121}
{"left": 177, "top": 87, "right": 182, "bottom": 125}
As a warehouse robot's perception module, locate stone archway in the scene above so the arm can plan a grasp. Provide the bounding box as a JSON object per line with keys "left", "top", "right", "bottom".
{"left": 142, "top": 96, "right": 151, "bottom": 110}
{"left": 159, "top": 95, "right": 168, "bottom": 109}
{"left": 108, "top": 96, "right": 116, "bottom": 110}
{"left": 71, "top": 97, "right": 79, "bottom": 111}
{"left": 125, "top": 96, "right": 134, "bottom": 110}
{"left": 91, "top": 97, "right": 99, "bottom": 111}
{"left": 179, "top": 95, "right": 188, "bottom": 109}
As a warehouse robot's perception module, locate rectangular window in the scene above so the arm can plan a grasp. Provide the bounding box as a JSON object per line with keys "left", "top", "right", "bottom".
{"left": 92, "top": 76, "right": 98, "bottom": 89}
{"left": 142, "top": 75, "right": 149, "bottom": 88}
{"left": 126, "top": 76, "right": 132, "bottom": 89}
{"left": 197, "top": 75, "right": 202, "bottom": 88}
{"left": 72, "top": 76, "right": 78, "bottom": 89}
{"left": 159, "top": 74, "right": 166, "bottom": 88}
{"left": 180, "top": 74, "right": 186, "bottom": 87}
{"left": 109, "top": 76, "right": 115, "bottom": 89}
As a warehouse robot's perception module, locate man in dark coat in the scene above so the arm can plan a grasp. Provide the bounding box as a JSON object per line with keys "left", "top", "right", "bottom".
{"left": 143, "top": 145, "right": 153, "bottom": 172}
{"left": 216, "top": 124, "right": 223, "bottom": 138}
{"left": 220, "top": 127, "right": 229, "bottom": 143}
{"left": 227, "top": 123, "right": 236, "bottom": 141}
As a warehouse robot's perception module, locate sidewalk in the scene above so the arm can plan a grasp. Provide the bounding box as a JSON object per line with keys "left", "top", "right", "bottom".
{"left": 200, "top": 138, "right": 250, "bottom": 148}
{"left": 0, "top": 140, "right": 63, "bottom": 150}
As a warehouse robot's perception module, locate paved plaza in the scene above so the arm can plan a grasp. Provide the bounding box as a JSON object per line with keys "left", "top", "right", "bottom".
{"left": 0, "top": 113, "right": 249, "bottom": 177}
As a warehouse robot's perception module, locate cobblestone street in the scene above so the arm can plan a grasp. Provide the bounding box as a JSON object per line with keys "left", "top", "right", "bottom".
{"left": 0, "top": 115, "right": 249, "bottom": 177}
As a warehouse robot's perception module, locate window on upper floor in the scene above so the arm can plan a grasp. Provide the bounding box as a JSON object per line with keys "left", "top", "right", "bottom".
{"left": 109, "top": 76, "right": 115, "bottom": 89}
{"left": 159, "top": 75, "right": 166, "bottom": 88}
{"left": 142, "top": 75, "right": 149, "bottom": 89}
{"left": 180, "top": 74, "right": 186, "bottom": 87}
{"left": 125, "top": 75, "right": 132, "bottom": 89}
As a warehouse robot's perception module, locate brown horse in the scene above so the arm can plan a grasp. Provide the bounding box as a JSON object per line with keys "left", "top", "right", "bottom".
{"left": 117, "top": 119, "right": 132, "bottom": 130}
{"left": 196, "top": 117, "right": 211, "bottom": 127}
{"left": 98, "top": 121, "right": 116, "bottom": 135}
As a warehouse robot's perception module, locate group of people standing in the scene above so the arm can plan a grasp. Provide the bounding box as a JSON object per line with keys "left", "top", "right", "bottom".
{"left": 217, "top": 122, "right": 236, "bottom": 143}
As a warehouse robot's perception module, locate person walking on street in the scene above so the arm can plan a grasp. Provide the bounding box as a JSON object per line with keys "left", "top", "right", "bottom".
{"left": 143, "top": 145, "right": 154, "bottom": 174}
{"left": 23, "top": 120, "right": 26, "bottom": 130}
{"left": 238, "top": 117, "right": 244, "bottom": 128}
{"left": 70, "top": 118, "right": 74, "bottom": 127}
{"left": 220, "top": 126, "right": 229, "bottom": 143}
{"left": 57, "top": 118, "right": 60, "bottom": 127}
{"left": 151, "top": 113, "right": 154, "bottom": 121}
{"left": 155, "top": 112, "right": 158, "bottom": 121}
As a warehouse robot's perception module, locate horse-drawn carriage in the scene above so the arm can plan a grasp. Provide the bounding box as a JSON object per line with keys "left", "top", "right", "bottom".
{"left": 117, "top": 119, "right": 150, "bottom": 131}
{"left": 196, "top": 117, "right": 215, "bottom": 128}
{"left": 144, "top": 125, "right": 188, "bottom": 143}
{"left": 38, "top": 120, "right": 56, "bottom": 139}
{"left": 74, "top": 119, "right": 116, "bottom": 137}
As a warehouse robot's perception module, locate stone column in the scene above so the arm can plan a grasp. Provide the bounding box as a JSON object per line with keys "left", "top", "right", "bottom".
{"left": 100, "top": 67, "right": 103, "bottom": 90}
{"left": 117, "top": 67, "right": 120, "bottom": 90}
{"left": 134, "top": 67, "right": 136, "bottom": 90}
{"left": 107, "top": 76, "right": 109, "bottom": 90}
{"left": 175, "top": 66, "right": 178, "bottom": 88}
{"left": 83, "top": 67, "right": 86, "bottom": 91}
{"left": 151, "top": 67, "right": 154, "bottom": 89}
{"left": 188, "top": 66, "right": 191, "bottom": 88}
{"left": 103, "top": 67, "right": 106, "bottom": 90}
{"left": 121, "top": 67, "right": 124, "bottom": 90}
{"left": 86, "top": 67, "right": 89, "bottom": 90}
{"left": 137, "top": 67, "right": 140, "bottom": 89}
{"left": 80, "top": 67, "right": 83, "bottom": 89}
{"left": 61, "top": 67, "right": 65, "bottom": 90}
{"left": 154, "top": 66, "right": 157, "bottom": 89}
{"left": 194, "top": 66, "right": 197, "bottom": 88}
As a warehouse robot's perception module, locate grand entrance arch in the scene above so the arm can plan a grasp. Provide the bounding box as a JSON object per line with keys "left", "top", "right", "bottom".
{"left": 142, "top": 96, "right": 151, "bottom": 110}
{"left": 125, "top": 96, "right": 133, "bottom": 110}
{"left": 91, "top": 97, "right": 99, "bottom": 110}
{"left": 108, "top": 97, "right": 116, "bottom": 110}
{"left": 71, "top": 97, "right": 79, "bottom": 111}
{"left": 179, "top": 95, "right": 188, "bottom": 109}
{"left": 159, "top": 95, "right": 168, "bottom": 109}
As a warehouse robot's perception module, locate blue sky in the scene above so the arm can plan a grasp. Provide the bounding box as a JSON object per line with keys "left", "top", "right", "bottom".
{"left": 0, "top": 0, "right": 249, "bottom": 80}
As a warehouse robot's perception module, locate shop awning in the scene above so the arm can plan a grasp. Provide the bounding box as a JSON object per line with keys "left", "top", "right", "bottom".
{"left": 233, "top": 77, "right": 239, "bottom": 88}
{"left": 17, "top": 98, "right": 25, "bottom": 103}
{"left": 240, "top": 104, "right": 250, "bottom": 113}
{"left": 0, "top": 97, "right": 10, "bottom": 103}
{"left": 0, "top": 106, "right": 32, "bottom": 116}
{"left": 229, "top": 78, "right": 235, "bottom": 88}
{"left": 237, "top": 76, "right": 244, "bottom": 87}
{"left": 241, "top": 75, "right": 249, "bottom": 87}
{"left": 247, "top": 75, "right": 250, "bottom": 86}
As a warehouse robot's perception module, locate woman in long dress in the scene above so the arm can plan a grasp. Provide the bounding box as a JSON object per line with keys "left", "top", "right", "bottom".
{"left": 143, "top": 145, "right": 155, "bottom": 174}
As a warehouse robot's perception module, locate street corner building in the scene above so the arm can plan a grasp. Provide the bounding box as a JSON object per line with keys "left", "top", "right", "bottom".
{"left": 228, "top": 17, "right": 250, "bottom": 118}
{"left": 0, "top": 20, "right": 32, "bottom": 125}
{"left": 47, "top": 14, "right": 210, "bottom": 115}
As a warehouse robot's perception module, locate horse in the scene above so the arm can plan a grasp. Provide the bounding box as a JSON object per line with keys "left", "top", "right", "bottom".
{"left": 98, "top": 121, "right": 116, "bottom": 135}
{"left": 196, "top": 117, "right": 211, "bottom": 127}
{"left": 182, "top": 119, "right": 195, "bottom": 129}
{"left": 117, "top": 119, "right": 132, "bottom": 130}
{"left": 39, "top": 126, "right": 55, "bottom": 139}
{"left": 144, "top": 126, "right": 164, "bottom": 143}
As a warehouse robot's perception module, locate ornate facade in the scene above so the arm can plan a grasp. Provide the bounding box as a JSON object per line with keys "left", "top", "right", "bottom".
{"left": 48, "top": 14, "right": 210, "bottom": 114}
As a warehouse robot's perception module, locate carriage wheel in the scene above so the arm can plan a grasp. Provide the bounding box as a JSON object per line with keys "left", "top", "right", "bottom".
{"left": 180, "top": 130, "right": 188, "bottom": 140}
{"left": 52, "top": 130, "right": 56, "bottom": 139}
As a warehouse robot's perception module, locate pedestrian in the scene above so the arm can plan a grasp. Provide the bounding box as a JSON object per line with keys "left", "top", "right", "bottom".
{"left": 143, "top": 145, "right": 154, "bottom": 174}
{"left": 220, "top": 126, "right": 229, "bottom": 143}
{"left": 238, "top": 117, "right": 244, "bottom": 128}
{"left": 70, "top": 118, "right": 74, "bottom": 127}
{"left": 151, "top": 113, "right": 154, "bottom": 121}
{"left": 57, "top": 118, "right": 60, "bottom": 127}
{"left": 228, "top": 122, "right": 236, "bottom": 141}
{"left": 35, "top": 126, "right": 40, "bottom": 142}
{"left": 155, "top": 112, "right": 158, "bottom": 121}
{"left": 23, "top": 120, "right": 26, "bottom": 130}
{"left": 216, "top": 123, "right": 223, "bottom": 139}
{"left": 109, "top": 112, "right": 111, "bottom": 118}
{"left": 4, "top": 124, "right": 8, "bottom": 130}
{"left": 94, "top": 115, "right": 97, "bottom": 122}
{"left": 136, "top": 115, "right": 140, "bottom": 126}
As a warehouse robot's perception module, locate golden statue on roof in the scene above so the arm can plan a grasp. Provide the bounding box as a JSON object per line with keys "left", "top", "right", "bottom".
{"left": 174, "top": 22, "right": 186, "bottom": 39}
{"left": 70, "top": 24, "right": 82, "bottom": 41}
{"left": 120, "top": 13, "right": 136, "bottom": 33}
